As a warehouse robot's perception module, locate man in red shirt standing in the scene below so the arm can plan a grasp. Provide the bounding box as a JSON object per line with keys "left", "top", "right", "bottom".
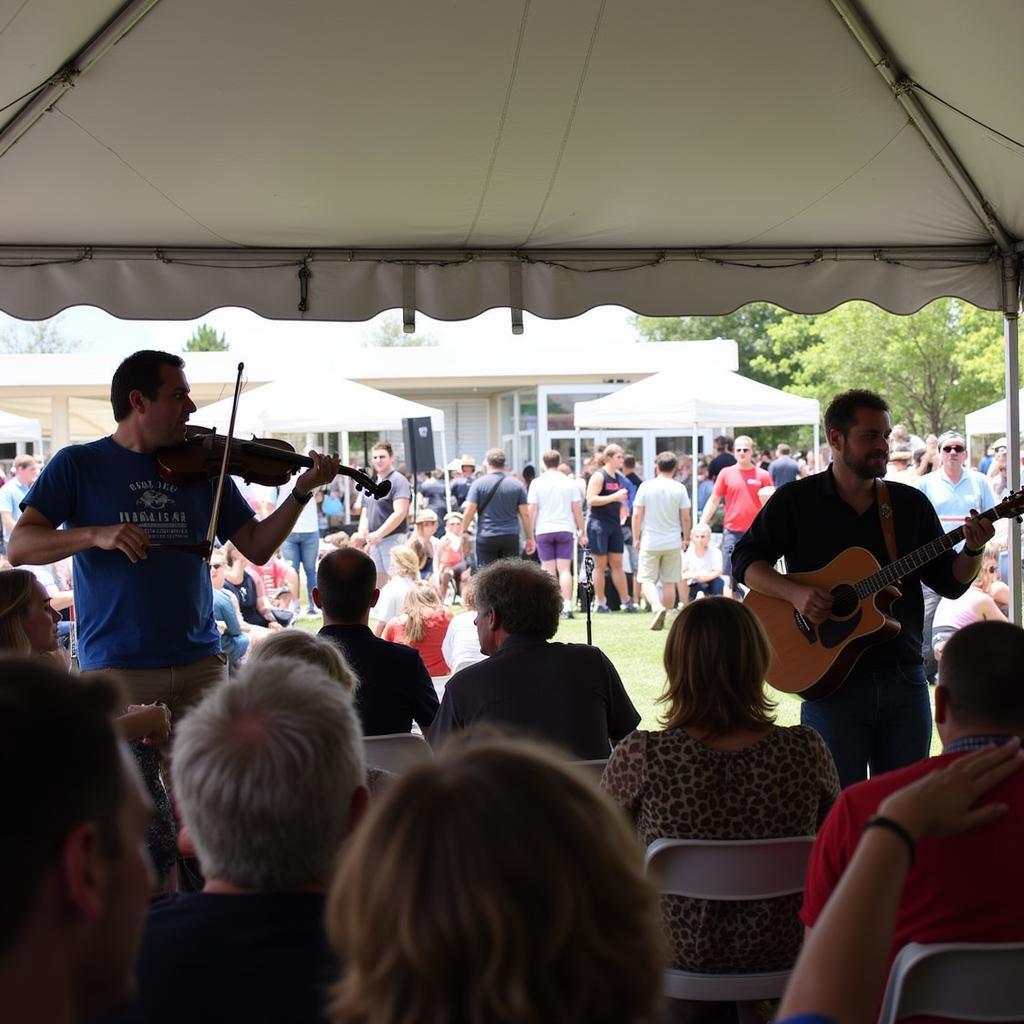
{"left": 699, "top": 435, "right": 771, "bottom": 597}
{"left": 801, "top": 620, "right": 1024, "bottom": 964}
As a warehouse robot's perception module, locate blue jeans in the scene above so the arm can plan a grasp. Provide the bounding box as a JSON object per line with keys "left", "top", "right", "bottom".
{"left": 282, "top": 531, "right": 319, "bottom": 612}
{"left": 800, "top": 663, "right": 932, "bottom": 789}
{"left": 688, "top": 578, "right": 725, "bottom": 601}
{"left": 720, "top": 528, "right": 745, "bottom": 589}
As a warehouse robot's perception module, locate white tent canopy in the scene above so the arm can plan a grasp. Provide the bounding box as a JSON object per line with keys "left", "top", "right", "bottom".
{"left": 574, "top": 370, "right": 820, "bottom": 508}
{"left": 965, "top": 391, "right": 1024, "bottom": 439}
{"left": 0, "top": 409, "right": 43, "bottom": 448}
{"left": 193, "top": 378, "right": 445, "bottom": 436}
{"left": 0, "top": 0, "right": 1019, "bottom": 323}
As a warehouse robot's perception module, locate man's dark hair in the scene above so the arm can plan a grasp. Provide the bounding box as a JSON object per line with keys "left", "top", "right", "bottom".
{"left": 655, "top": 451, "right": 678, "bottom": 474}
{"left": 714, "top": 435, "right": 733, "bottom": 451}
{"left": 541, "top": 450, "right": 560, "bottom": 469}
{"left": 371, "top": 440, "right": 393, "bottom": 457}
{"left": 777, "top": 443, "right": 791, "bottom": 456}
{"left": 473, "top": 560, "right": 561, "bottom": 640}
{"left": 0, "top": 660, "right": 126, "bottom": 959}
{"left": 110, "top": 350, "right": 184, "bottom": 422}
{"left": 940, "top": 621, "right": 1024, "bottom": 727}
{"left": 317, "top": 548, "right": 378, "bottom": 622}
{"left": 484, "top": 448, "right": 507, "bottom": 469}
{"left": 824, "top": 389, "right": 889, "bottom": 440}
{"left": 623, "top": 454, "right": 637, "bottom": 470}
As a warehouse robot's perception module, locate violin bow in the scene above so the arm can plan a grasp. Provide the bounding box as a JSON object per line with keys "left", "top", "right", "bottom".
{"left": 202, "top": 362, "right": 245, "bottom": 561}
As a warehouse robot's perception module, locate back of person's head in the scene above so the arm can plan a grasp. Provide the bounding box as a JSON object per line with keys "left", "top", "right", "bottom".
{"left": 623, "top": 453, "right": 637, "bottom": 470}
{"left": 473, "top": 559, "right": 561, "bottom": 640}
{"left": 484, "top": 447, "right": 507, "bottom": 470}
{"left": 459, "top": 576, "right": 478, "bottom": 612}
{"left": 939, "top": 621, "right": 1024, "bottom": 729}
{"left": 110, "top": 350, "right": 184, "bottom": 422}
{"left": 389, "top": 545, "right": 421, "bottom": 581}
{"left": 655, "top": 450, "right": 678, "bottom": 474}
{"left": 777, "top": 443, "right": 791, "bottom": 455}
{"left": 824, "top": 389, "right": 889, "bottom": 439}
{"left": 407, "top": 535, "right": 430, "bottom": 571}
{"left": 659, "top": 597, "right": 775, "bottom": 737}
{"left": 399, "top": 582, "right": 444, "bottom": 644}
{"left": 327, "top": 738, "right": 664, "bottom": 1024}
{"left": 714, "top": 435, "right": 732, "bottom": 451}
{"left": 0, "top": 569, "right": 39, "bottom": 654}
{"left": 246, "top": 629, "right": 359, "bottom": 694}
{"left": 316, "top": 548, "right": 377, "bottom": 622}
{"left": 0, "top": 659, "right": 130, "bottom": 959}
{"left": 541, "top": 449, "right": 561, "bottom": 469}
{"left": 171, "top": 661, "right": 366, "bottom": 890}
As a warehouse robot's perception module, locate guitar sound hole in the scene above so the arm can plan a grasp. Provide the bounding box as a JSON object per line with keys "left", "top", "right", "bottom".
{"left": 830, "top": 584, "right": 858, "bottom": 619}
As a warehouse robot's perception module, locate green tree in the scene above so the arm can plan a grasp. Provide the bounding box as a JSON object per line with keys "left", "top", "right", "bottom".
{"left": 763, "top": 299, "right": 1007, "bottom": 436}
{"left": 363, "top": 315, "right": 437, "bottom": 348}
{"left": 184, "top": 323, "right": 229, "bottom": 351}
{"left": 0, "top": 317, "right": 80, "bottom": 354}
{"left": 632, "top": 304, "right": 794, "bottom": 389}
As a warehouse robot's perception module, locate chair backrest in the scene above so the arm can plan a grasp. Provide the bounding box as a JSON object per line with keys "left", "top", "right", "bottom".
{"left": 569, "top": 758, "right": 608, "bottom": 784}
{"left": 363, "top": 733, "right": 433, "bottom": 774}
{"left": 645, "top": 836, "right": 814, "bottom": 901}
{"left": 877, "top": 942, "right": 1024, "bottom": 1024}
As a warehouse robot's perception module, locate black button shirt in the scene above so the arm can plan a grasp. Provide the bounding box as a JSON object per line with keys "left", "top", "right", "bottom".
{"left": 732, "top": 468, "right": 968, "bottom": 668}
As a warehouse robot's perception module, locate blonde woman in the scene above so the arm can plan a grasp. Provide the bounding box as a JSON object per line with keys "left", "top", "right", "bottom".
{"left": 382, "top": 581, "right": 452, "bottom": 676}
{"left": 931, "top": 541, "right": 1007, "bottom": 659}
{"left": 602, "top": 597, "right": 838, "bottom": 973}
{"left": 371, "top": 545, "right": 420, "bottom": 637}
{"left": 327, "top": 738, "right": 665, "bottom": 1024}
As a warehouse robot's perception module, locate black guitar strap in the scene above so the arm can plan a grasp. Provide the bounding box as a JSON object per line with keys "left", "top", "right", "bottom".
{"left": 875, "top": 479, "right": 899, "bottom": 571}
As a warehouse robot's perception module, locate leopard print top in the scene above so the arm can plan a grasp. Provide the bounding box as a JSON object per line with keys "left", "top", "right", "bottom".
{"left": 602, "top": 724, "right": 838, "bottom": 972}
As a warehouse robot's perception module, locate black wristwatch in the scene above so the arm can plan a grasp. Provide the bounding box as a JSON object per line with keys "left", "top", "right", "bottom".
{"left": 292, "top": 488, "right": 313, "bottom": 506}
{"left": 963, "top": 544, "right": 985, "bottom": 557}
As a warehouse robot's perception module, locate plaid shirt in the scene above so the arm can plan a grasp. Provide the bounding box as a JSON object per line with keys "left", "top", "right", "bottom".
{"left": 943, "top": 734, "right": 1021, "bottom": 754}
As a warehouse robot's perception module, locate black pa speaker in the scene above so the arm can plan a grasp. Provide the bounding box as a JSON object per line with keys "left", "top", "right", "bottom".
{"left": 402, "top": 416, "right": 436, "bottom": 477}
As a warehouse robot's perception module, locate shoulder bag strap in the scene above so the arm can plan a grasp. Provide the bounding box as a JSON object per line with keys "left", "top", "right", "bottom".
{"left": 875, "top": 479, "right": 899, "bottom": 566}
{"left": 474, "top": 474, "right": 508, "bottom": 521}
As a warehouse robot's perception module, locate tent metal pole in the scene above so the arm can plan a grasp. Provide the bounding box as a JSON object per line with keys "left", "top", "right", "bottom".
{"left": 829, "top": 0, "right": 1012, "bottom": 253}
{"left": 814, "top": 421, "right": 820, "bottom": 474}
{"left": 692, "top": 422, "right": 699, "bottom": 512}
{"left": 441, "top": 429, "right": 451, "bottom": 514}
{"left": 341, "top": 430, "right": 350, "bottom": 522}
{"left": 1003, "top": 270, "right": 1021, "bottom": 625}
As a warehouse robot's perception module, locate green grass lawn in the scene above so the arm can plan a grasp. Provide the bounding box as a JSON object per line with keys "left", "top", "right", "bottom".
{"left": 313, "top": 604, "right": 941, "bottom": 755}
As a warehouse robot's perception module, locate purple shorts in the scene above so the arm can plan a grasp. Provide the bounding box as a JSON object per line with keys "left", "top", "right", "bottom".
{"left": 536, "top": 531, "right": 574, "bottom": 562}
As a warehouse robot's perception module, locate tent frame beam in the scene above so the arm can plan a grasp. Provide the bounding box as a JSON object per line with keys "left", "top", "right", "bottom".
{"left": 829, "top": 0, "right": 1013, "bottom": 254}
{"left": 0, "top": 0, "right": 164, "bottom": 162}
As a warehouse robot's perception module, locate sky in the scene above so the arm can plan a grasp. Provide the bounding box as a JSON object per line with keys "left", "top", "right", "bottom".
{"left": 1, "top": 304, "right": 643, "bottom": 361}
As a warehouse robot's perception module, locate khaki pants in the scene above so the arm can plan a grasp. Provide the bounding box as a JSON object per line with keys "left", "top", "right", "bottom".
{"left": 103, "top": 653, "right": 228, "bottom": 720}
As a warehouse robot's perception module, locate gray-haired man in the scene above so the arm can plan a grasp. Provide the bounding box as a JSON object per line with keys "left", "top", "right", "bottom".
{"left": 101, "top": 661, "right": 368, "bottom": 1024}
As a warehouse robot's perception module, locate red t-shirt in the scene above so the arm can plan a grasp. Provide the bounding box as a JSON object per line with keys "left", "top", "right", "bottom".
{"left": 383, "top": 609, "right": 452, "bottom": 676}
{"left": 802, "top": 749, "right": 1024, "bottom": 964}
{"left": 712, "top": 464, "right": 772, "bottom": 532}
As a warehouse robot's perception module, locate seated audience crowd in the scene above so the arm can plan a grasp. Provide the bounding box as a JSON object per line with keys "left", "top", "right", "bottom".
{"left": 2, "top": 516, "right": 1023, "bottom": 1023}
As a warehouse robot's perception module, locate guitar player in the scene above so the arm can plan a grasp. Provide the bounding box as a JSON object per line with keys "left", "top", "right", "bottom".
{"left": 732, "top": 390, "right": 994, "bottom": 788}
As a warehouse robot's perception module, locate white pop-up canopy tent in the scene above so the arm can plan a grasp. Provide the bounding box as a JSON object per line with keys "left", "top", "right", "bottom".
{"left": 574, "top": 370, "right": 821, "bottom": 508}
{"left": 965, "top": 391, "right": 1024, "bottom": 441}
{"left": 0, "top": 410, "right": 43, "bottom": 450}
{"left": 0, "top": 0, "right": 1020, "bottom": 612}
{"left": 193, "top": 377, "right": 448, "bottom": 511}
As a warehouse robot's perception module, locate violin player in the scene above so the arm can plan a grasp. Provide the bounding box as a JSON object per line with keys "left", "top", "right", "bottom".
{"left": 7, "top": 350, "right": 340, "bottom": 715}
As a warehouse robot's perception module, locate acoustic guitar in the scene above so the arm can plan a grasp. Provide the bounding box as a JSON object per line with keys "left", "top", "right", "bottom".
{"left": 744, "top": 491, "right": 1024, "bottom": 702}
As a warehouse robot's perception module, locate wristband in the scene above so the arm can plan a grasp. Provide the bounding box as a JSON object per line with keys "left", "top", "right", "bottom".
{"left": 863, "top": 815, "right": 916, "bottom": 864}
{"left": 292, "top": 488, "right": 314, "bottom": 506}
{"left": 963, "top": 544, "right": 985, "bottom": 558}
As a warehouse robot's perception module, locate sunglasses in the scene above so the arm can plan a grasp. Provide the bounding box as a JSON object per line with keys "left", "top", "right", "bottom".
{"left": 210, "top": 563, "right": 224, "bottom": 570}
{"left": 987, "top": 565, "right": 999, "bottom": 574}
{"left": 735, "top": 447, "right": 752, "bottom": 452}
{"left": 941, "top": 445, "right": 966, "bottom": 453}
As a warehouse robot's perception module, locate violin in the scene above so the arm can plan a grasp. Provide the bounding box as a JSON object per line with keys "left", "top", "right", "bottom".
{"left": 156, "top": 425, "right": 391, "bottom": 499}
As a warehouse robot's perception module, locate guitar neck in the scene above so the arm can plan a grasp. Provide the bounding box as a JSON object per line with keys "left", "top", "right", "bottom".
{"left": 857, "top": 511, "right": 992, "bottom": 598}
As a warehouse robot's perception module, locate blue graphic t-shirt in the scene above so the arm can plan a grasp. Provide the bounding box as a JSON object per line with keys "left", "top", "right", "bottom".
{"left": 23, "top": 438, "right": 253, "bottom": 670}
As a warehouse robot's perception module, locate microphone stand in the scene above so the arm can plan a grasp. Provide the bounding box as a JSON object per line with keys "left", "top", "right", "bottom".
{"left": 581, "top": 552, "right": 595, "bottom": 646}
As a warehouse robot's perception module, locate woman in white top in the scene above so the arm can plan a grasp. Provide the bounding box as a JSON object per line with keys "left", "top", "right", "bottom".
{"left": 440, "top": 577, "right": 486, "bottom": 675}
{"left": 932, "top": 542, "right": 1006, "bottom": 659}
{"left": 680, "top": 523, "right": 724, "bottom": 601}
{"left": 372, "top": 544, "right": 421, "bottom": 637}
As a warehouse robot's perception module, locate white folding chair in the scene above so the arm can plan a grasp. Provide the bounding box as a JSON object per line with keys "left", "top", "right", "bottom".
{"left": 877, "top": 941, "right": 1024, "bottom": 1024}
{"left": 362, "top": 733, "right": 433, "bottom": 774}
{"left": 569, "top": 758, "right": 609, "bottom": 784}
{"left": 644, "top": 836, "right": 814, "bottom": 1011}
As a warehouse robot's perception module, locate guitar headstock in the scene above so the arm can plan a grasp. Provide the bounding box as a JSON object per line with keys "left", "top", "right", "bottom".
{"left": 993, "top": 489, "right": 1024, "bottom": 522}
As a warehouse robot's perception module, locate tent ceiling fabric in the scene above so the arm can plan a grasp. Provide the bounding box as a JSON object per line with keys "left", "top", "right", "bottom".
{"left": 0, "top": 0, "right": 1019, "bottom": 321}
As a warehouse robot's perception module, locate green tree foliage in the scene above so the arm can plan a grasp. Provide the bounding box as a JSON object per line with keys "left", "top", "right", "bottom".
{"left": 0, "top": 317, "right": 80, "bottom": 354}
{"left": 761, "top": 300, "right": 1006, "bottom": 437}
{"left": 633, "top": 304, "right": 790, "bottom": 388}
{"left": 364, "top": 314, "right": 437, "bottom": 348}
{"left": 184, "top": 323, "right": 229, "bottom": 351}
